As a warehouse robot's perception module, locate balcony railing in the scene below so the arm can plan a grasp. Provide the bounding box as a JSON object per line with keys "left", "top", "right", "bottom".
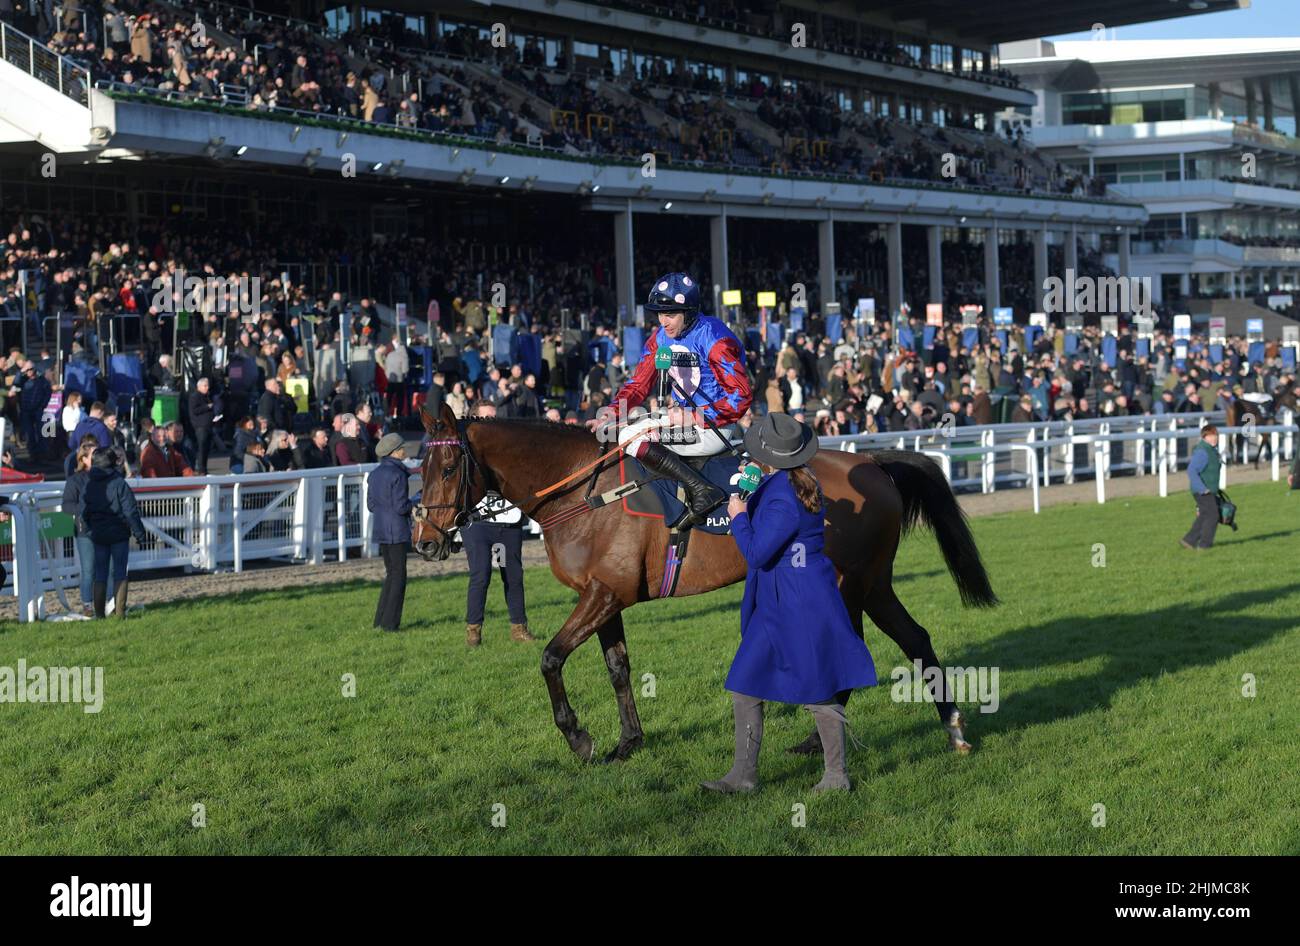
{"left": 0, "top": 20, "right": 90, "bottom": 107}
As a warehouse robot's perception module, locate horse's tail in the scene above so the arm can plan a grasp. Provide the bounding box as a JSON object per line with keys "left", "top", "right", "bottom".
{"left": 870, "top": 449, "right": 998, "bottom": 609}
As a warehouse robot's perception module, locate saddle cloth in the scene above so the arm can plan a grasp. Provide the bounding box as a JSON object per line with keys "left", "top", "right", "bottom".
{"left": 619, "top": 452, "right": 744, "bottom": 535}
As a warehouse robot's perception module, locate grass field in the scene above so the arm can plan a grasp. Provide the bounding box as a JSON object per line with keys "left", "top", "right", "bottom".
{"left": 1, "top": 481, "right": 1297, "bottom": 855}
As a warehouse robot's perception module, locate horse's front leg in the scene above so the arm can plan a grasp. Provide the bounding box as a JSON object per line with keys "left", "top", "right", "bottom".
{"left": 596, "top": 613, "right": 644, "bottom": 762}
{"left": 541, "top": 579, "right": 624, "bottom": 762}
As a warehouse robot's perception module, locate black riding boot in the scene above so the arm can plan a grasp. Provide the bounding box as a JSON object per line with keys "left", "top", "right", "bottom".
{"left": 639, "top": 442, "right": 725, "bottom": 529}
{"left": 92, "top": 581, "right": 107, "bottom": 619}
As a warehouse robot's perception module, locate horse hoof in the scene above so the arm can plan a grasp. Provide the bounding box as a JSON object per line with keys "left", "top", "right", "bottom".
{"left": 946, "top": 711, "right": 972, "bottom": 754}
{"left": 571, "top": 729, "right": 595, "bottom": 762}
{"left": 787, "top": 732, "right": 824, "bottom": 756}
{"left": 602, "top": 737, "right": 644, "bottom": 763}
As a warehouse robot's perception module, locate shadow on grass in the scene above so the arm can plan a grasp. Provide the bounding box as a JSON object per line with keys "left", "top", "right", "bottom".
{"left": 893, "top": 582, "right": 1300, "bottom": 750}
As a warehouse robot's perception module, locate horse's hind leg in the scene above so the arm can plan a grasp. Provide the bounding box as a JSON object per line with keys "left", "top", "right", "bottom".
{"left": 541, "top": 580, "right": 624, "bottom": 762}
{"left": 788, "top": 571, "right": 866, "bottom": 756}
{"left": 864, "top": 581, "right": 973, "bottom": 754}
{"left": 597, "top": 613, "right": 644, "bottom": 762}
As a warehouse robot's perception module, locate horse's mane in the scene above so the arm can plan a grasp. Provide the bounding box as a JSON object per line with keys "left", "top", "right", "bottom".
{"left": 465, "top": 415, "right": 594, "bottom": 441}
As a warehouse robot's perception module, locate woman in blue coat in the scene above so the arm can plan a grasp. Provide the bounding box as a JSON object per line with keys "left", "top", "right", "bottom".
{"left": 702, "top": 412, "right": 876, "bottom": 794}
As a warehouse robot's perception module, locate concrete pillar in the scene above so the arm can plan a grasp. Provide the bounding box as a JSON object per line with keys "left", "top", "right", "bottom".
{"left": 1118, "top": 230, "right": 1132, "bottom": 279}
{"left": 1262, "top": 78, "right": 1275, "bottom": 132}
{"left": 614, "top": 204, "right": 635, "bottom": 326}
{"left": 1229, "top": 272, "right": 1238, "bottom": 299}
{"left": 818, "top": 216, "right": 836, "bottom": 315}
{"left": 927, "top": 224, "right": 943, "bottom": 307}
{"left": 1209, "top": 82, "right": 1223, "bottom": 120}
{"left": 709, "top": 210, "right": 729, "bottom": 314}
{"left": 1290, "top": 75, "right": 1300, "bottom": 131}
{"left": 1180, "top": 272, "right": 1191, "bottom": 297}
{"left": 1064, "top": 226, "right": 1078, "bottom": 276}
{"left": 1259, "top": 270, "right": 1267, "bottom": 293}
{"left": 886, "top": 220, "right": 904, "bottom": 317}
{"left": 984, "top": 222, "right": 1000, "bottom": 313}
{"left": 1033, "top": 229, "right": 1048, "bottom": 311}
{"left": 1245, "top": 79, "right": 1257, "bottom": 125}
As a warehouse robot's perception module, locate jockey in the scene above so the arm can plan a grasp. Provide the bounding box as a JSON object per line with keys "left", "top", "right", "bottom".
{"left": 588, "top": 272, "right": 752, "bottom": 529}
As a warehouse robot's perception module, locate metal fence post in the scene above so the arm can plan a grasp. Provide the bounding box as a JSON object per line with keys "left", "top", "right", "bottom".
{"left": 1095, "top": 439, "right": 1106, "bottom": 504}
{"left": 198, "top": 482, "right": 218, "bottom": 571}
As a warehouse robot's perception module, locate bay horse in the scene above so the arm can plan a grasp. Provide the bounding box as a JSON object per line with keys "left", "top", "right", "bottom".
{"left": 413, "top": 402, "right": 997, "bottom": 763}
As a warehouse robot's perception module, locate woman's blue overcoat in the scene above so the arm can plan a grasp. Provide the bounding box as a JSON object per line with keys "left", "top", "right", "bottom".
{"left": 725, "top": 469, "right": 877, "bottom": 704}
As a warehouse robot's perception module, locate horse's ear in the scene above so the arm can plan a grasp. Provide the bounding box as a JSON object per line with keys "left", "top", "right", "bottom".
{"left": 439, "top": 402, "right": 458, "bottom": 431}
{"left": 419, "top": 404, "right": 439, "bottom": 434}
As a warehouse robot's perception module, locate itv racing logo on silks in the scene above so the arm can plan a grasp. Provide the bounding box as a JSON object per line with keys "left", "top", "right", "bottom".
{"left": 50, "top": 876, "right": 151, "bottom": 926}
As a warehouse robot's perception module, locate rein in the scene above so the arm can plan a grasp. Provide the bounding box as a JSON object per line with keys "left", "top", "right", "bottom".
{"left": 416, "top": 422, "right": 622, "bottom": 537}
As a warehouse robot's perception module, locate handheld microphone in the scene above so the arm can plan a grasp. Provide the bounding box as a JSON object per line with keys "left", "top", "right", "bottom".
{"left": 654, "top": 346, "right": 673, "bottom": 405}
{"left": 736, "top": 463, "right": 763, "bottom": 500}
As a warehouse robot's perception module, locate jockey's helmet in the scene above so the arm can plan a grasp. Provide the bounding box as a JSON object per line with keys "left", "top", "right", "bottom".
{"left": 645, "top": 272, "right": 701, "bottom": 330}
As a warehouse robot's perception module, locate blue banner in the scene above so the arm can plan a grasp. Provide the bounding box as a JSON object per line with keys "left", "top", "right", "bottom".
{"left": 1136, "top": 338, "right": 1150, "bottom": 359}
{"left": 1283, "top": 347, "right": 1297, "bottom": 370}
{"left": 923, "top": 325, "right": 938, "bottom": 349}
{"left": 789, "top": 309, "right": 805, "bottom": 333}
{"left": 1209, "top": 344, "right": 1224, "bottom": 363}
{"left": 897, "top": 326, "right": 915, "bottom": 351}
{"left": 1248, "top": 341, "right": 1265, "bottom": 364}
{"left": 1024, "top": 325, "right": 1042, "bottom": 350}
{"left": 517, "top": 334, "right": 541, "bottom": 380}
{"left": 826, "top": 314, "right": 843, "bottom": 344}
{"left": 623, "top": 327, "right": 646, "bottom": 368}
{"left": 961, "top": 327, "right": 979, "bottom": 350}
{"left": 996, "top": 330, "right": 1009, "bottom": 350}
{"left": 1064, "top": 332, "right": 1079, "bottom": 356}
{"left": 1102, "top": 335, "right": 1117, "bottom": 366}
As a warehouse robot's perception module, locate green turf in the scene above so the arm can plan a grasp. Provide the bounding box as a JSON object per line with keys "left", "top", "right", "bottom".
{"left": 1, "top": 481, "right": 1297, "bottom": 855}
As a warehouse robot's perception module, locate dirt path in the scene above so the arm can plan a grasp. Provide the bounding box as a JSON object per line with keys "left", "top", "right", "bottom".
{"left": 3, "top": 463, "right": 1285, "bottom": 619}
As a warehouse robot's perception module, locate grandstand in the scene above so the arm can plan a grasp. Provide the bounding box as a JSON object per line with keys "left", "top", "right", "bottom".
{"left": 0, "top": 0, "right": 1213, "bottom": 347}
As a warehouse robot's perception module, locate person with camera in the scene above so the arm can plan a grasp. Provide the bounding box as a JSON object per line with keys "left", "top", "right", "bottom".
{"left": 1182, "top": 425, "right": 1223, "bottom": 551}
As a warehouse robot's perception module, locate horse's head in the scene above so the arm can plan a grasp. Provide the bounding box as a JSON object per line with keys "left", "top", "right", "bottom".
{"left": 412, "top": 402, "right": 481, "bottom": 561}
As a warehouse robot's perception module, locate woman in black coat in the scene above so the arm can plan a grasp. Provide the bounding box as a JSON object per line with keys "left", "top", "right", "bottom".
{"left": 81, "top": 448, "right": 148, "bottom": 619}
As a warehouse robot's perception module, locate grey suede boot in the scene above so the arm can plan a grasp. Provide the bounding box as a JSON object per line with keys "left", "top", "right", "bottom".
{"left": 701, "top": 693, "right": 763, "bottom": 793}
{"left": 807, "top": 703, "right": 852, "bottom": 792}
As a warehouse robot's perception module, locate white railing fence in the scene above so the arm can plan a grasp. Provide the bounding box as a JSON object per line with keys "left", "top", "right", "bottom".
{"left": 3, "top": 410, "right": 1295, "bottom": 622}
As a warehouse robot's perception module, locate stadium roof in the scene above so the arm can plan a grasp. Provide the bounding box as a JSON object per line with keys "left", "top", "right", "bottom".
{"left": 1003, "top": 38, "right": 1300, "bottom": 90}
{"left": 388, "top": 0, "right": 1247, "bottom": 46}
{"left": 845, "top": 0, "right": 1247, "bottom": 44}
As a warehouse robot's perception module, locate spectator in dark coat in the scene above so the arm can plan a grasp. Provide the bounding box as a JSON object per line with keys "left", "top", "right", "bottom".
{"left": 70, "top": 401, "right": 112, "bottom": 450}
{"left": 81, "top": 448, "right": 147, "bottom": 619}
{"left": 257, "top": 378, "right": 295, "bottom": 431}
{"left": 17, "top": 364, "right": 52, "bottom": 459}
{"left": 231, "top": 416, "right": 258, "bottom": 474}
{"left": 61, "top": 440, "right": 109, "bottom": 616}
{"left": 295, "top": 427, "right": 333, "bottom": 469}
{"left": 188, "top": 377, "right": 216, "bottom": 474}
{"left": 366, "top": 432, "right": 414, "bottom": 631}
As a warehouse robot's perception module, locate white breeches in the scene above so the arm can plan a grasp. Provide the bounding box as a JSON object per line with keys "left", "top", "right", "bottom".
{"left": 618, "top": 414, "right": 730, "bottom": 459}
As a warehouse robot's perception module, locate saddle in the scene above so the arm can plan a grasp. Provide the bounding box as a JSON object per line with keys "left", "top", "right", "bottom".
{"left": 617, "top": 452, "right": 744, "bottom": 536}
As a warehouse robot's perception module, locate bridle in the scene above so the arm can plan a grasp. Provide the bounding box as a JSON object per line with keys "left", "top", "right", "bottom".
{"left": 414, "top": 424, "right": 483, "bottom": 555}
